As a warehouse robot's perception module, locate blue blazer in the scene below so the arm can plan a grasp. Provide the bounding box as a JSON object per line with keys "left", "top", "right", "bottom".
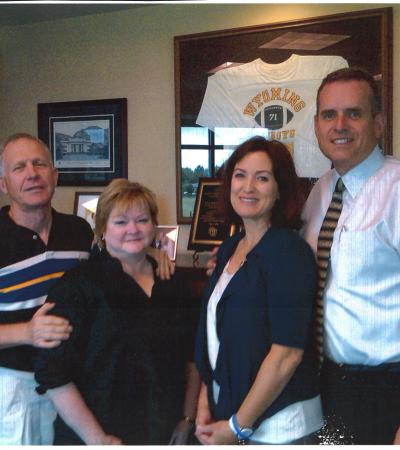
{"left": 194, "top": 227, "right": 319, "bottom": 426}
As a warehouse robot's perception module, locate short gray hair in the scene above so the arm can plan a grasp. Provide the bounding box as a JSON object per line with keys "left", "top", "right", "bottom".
{"left": 0, "top": 133, "right": 53, "bottom": 177}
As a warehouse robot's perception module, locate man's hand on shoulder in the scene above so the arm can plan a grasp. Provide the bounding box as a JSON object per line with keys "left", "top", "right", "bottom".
{"left": 26, "top": 302, "right": 72, "bottom": 348}
{"left": 206, "top": 246, "right": 219, "bottom": 277}
{"left": 394, "top": 426, "right": 400, "bottom": 444}
{"left": 147, "top": 247, "right": 175, "bottom": 280}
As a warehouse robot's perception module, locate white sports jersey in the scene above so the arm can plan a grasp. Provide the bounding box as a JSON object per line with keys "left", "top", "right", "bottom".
{"left": 196, "top": 54, "right": 348, "bottom": 177}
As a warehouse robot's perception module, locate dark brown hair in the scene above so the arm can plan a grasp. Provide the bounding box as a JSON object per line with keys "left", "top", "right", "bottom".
{"left": 221, "top": 136, "right": 304, "bottom": 230}
{"left": 316, "top": 67, "right": 381, "bottom": 116}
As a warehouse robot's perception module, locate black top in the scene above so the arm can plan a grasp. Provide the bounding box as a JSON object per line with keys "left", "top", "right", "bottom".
{"left": 195, "top": 227, "right": 319, "bottom": 427}
{"left": 35, "top": 249, "right": 199, "bottom": 445}
{"left": 0, "top": 206, "right": 93, "bottom": 372}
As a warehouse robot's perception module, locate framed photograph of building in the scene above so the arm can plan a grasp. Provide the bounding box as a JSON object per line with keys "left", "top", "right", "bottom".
{"left": 38, "top": 98, "right": 127, "bottom": 186}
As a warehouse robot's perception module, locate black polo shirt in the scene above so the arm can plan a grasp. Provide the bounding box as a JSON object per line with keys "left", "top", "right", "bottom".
{"left": 0, "top": 206, "right": 93, "bottom": 372}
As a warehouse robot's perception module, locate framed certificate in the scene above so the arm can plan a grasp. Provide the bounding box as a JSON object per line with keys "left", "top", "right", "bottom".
{"left": 188, "top": 178, "right": 236, "bottom": 251}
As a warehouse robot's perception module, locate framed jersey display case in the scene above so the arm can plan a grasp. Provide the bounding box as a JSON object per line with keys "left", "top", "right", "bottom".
{"left": 174, "top": 7, "right": 392, "bottom": 223}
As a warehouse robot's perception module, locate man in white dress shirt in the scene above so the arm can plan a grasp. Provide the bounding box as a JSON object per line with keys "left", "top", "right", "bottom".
{"left": 302, "top": 67, "right": 400, "bottom": 444}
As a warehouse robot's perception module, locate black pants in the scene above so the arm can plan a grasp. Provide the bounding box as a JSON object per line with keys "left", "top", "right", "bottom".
{"left": 319, "top": 358, "right": 400, "bottom": 445}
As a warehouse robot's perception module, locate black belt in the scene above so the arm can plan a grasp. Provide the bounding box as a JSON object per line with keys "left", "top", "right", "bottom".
{"left": 323, "top": 357, "right": 400, "bottom": 373}
{"left": 322, "top": 357, "right": 400, "bottom": 386}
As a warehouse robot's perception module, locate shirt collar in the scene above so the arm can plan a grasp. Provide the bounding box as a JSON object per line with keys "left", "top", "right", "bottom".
{"left": 97, "top": 247, "right": 158, "bottom": 275}
{"left": 332, "top": 146, "right": 384, "bottom": 199}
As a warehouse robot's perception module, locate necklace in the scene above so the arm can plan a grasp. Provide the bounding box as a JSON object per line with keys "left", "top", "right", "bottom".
{"left": 237, "top": 224, "right": 271, "bottom": 267}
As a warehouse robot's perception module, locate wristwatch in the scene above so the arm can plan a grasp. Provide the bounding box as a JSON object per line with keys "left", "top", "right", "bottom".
{"left": 228, "top": 414, "right": 254, "bottom": 445}
{"left": 182, "top": 415, "right": 195, "bottom": 427}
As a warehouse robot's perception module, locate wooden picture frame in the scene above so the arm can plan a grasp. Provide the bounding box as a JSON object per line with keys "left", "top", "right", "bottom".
{"left": 73, "top": 191, "right": 101, "bottom": 229}
{"left": 174, "top": 7, "right": 393, "bottom": 223}
{"left": 188, "top": 178, "right": 236, "bottom": 252}
{"left": 152, "top": 225, "right": 180, "bottom": 261}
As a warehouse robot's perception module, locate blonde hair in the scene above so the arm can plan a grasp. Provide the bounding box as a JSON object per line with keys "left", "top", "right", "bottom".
{"left": 95, "top": 179, "right": 158, "bottom": 248}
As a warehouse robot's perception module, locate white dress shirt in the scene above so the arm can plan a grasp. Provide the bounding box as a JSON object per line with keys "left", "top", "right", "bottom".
{"left": 302, "top": 147, "right": 400, "bottom": 365}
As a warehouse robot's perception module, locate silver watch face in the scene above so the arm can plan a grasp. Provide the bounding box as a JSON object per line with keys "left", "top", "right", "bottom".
{"left": 240, "top": 427, "right": 253, "bottom": 438}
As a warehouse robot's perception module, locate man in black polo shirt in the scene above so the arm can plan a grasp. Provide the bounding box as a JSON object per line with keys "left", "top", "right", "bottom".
{"left": 0, "top": 133, "right": 93, "bottom": 444}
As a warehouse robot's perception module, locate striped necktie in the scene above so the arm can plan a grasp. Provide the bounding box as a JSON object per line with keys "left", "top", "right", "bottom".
{"left": 315, "top": 178, "right": 345, "bottom": 368}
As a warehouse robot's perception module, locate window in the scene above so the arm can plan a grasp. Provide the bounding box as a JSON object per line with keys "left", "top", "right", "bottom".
{"left": 180, "top": 127, "right": 224, "bottom": 220}
{"left": 179, "top": 127, "right": 270, "bottom": 220}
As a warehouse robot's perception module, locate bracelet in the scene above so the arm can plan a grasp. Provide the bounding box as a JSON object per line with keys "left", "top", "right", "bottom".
{"left": 183, "top": 415, "right": 195, "bottom": 426}
{"left": 229, "top": 414, "right": 254, "bottom": 444}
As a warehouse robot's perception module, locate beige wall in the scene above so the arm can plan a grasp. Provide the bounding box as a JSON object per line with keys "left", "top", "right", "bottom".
{"left": 0, "top": 3, "right": 398, "bottom": 265}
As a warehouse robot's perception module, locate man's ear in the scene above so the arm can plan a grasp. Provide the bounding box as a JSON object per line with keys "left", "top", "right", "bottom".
{"left": 373, "top": 112, "right": 385, "bottom": 140}
{"left": 313, "top": 113, "right": 323, "bottom": 145}
{"left": 0, "top": 177, "right": 8, "bottom": 195}
{"left": 53, "top": 168, "right": 59, "bottom": 186}
{"left": 313, "top": 114, "right": 319, "bottom": 135}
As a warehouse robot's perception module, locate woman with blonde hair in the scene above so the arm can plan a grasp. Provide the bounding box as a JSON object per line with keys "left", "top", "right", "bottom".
{"left": 35, "top": 179, "right": 200, "bottom": 445}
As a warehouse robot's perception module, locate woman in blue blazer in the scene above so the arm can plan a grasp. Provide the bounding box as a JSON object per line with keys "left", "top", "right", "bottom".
{"left": 195, "top": 137, "right": 323, "bottom": 444}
